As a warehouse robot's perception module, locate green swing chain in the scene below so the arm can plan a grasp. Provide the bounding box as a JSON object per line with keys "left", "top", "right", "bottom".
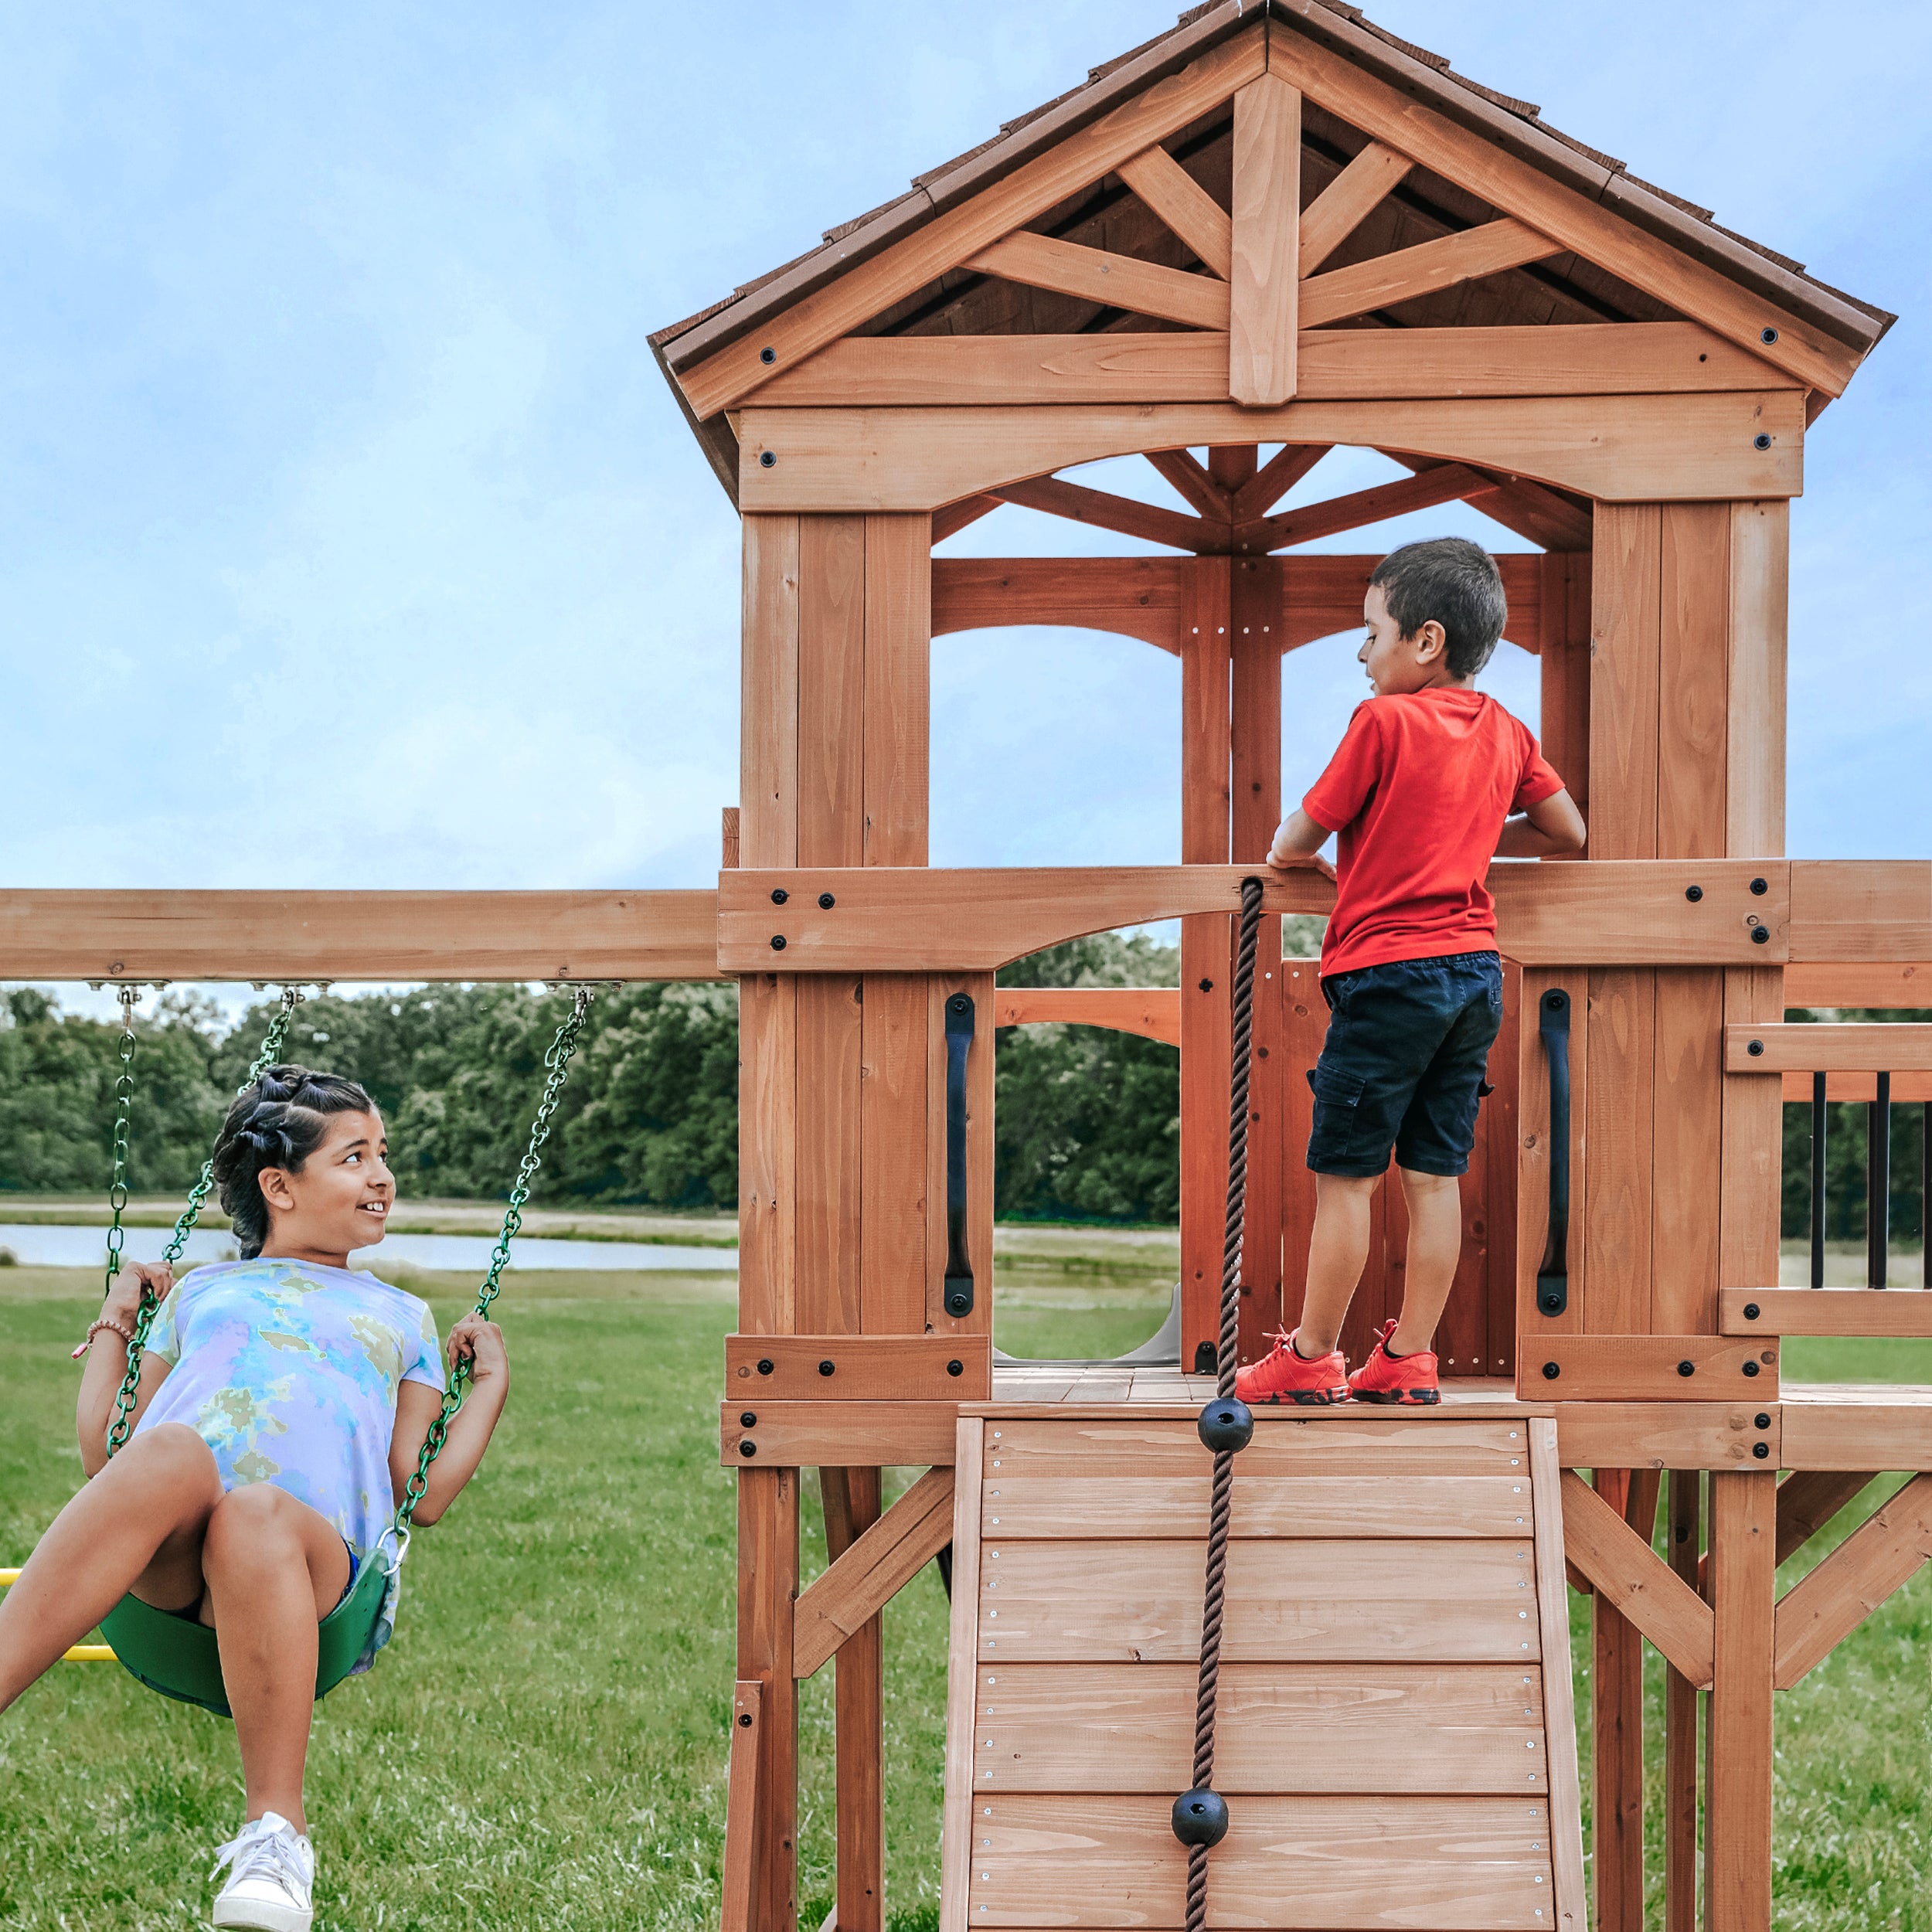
{"left": 100, "top": 987, "right": 140, "bottom": 1309}
{"left": 104, "top": 986, "right": 309, "bottom": 1458}
{"left": 393, "top": 985, "right": 595, "bottom": 1536}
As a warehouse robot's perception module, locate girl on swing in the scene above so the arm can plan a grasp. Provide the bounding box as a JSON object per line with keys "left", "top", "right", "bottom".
{"left": 0, "top": 1065, "right": 509, "bottom": 1932}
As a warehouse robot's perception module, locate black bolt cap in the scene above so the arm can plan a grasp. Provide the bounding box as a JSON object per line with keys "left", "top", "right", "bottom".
{"left": 1172, "top": 1788, "right": 1229, "bottom": 1848}
{"left": 1751, "top": 927, "right": 1770, "bottom": 944}
{"left": 1743, "top": 1359, "right": 1760, "bottom": 1377}
{"left": 1753, "top": 433, "right": 1772, "bottom": 451}
{"left": 740, "top": 1412, "right": 757, "bottom": 1428}
{"left": 1199, "top": 978, "right": 1214, "bottom": 993}
{"left": 818, "top": 1359, "right": 835, "bottom": 1376}
{"left": 738, "top": 1710, "right": 754, "bottom": 1726}
{"left": 818, "top": 892, "right": 835, "bottom": 909}
{"left": 947, "top": 1359, "right": 964, "bottom": 1377}
{"left": 1753, "top": 1442, "right": 1770, "bottom": 1459}
{"left": 1197, "top": 1396, "right": 1254, "bottom": 1454}
{"left": 759, "top": 449, "right": 777, "bottom": 468}
{"left": 770, "top": 935, "right": 787, "bottom": 951}
{"left": 1760, "top": 327, "right": 1780, "bottom": 345}
{"left": 1747, "top": 1039, "right": 1765, "bottom": 1056}
{"left": 740, "top": 1441, "right": 757, "bottom": 1457}
{"left": 1542, "top": 1362, "right": 1561, "bottom": 1381}
{"left": 771, "top": 888, "right": 789, "bottom": 904}
{"left": 760, "top": 346, "right": 777, "bottom": 365}
{"left": 1750, "top": 876, "right": 1769, "bottom": 895}
{"left": 1685, "top": 884, "right": 1703, "bottom": 902}
{"left": 1755, "top": 1413, "right": 1771, "bottom": 1429}
{"left": 757, "top": 1358, "right": 774, "bottom": 1375}
{"left": 1678, "top": 1360, "right": 1696, "bottom": 1377}
{"left": 1743, "top": 1303, "right": 1760, "bottom": 1321}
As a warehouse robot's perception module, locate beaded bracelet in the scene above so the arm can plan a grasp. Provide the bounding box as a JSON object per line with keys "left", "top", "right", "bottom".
{"left": 70, "top": 1316, "right": 135, "bottom": 1362}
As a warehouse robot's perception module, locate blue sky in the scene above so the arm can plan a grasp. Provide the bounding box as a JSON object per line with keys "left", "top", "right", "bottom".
{"left": 3, "top": 2, "right": 1927, "bottom": 947}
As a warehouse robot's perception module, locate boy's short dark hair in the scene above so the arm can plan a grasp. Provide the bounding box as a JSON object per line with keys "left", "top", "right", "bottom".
{"left": 1369, "top": 536, "right": 1508, "bottom": 679}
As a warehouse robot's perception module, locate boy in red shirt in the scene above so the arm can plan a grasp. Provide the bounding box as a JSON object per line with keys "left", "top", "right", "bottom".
{"left": 1236, "top": 536, "right": 1585, "bottom": 1407}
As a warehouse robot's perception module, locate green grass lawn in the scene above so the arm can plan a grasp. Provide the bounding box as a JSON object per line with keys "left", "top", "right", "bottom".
{"left": 1, "top": 1267, "right": 1927, "bottom": 1929}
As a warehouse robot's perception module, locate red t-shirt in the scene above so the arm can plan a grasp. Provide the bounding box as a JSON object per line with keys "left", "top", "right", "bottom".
{"left": 1302, "top": 689, "right": 1563, "bottom": 978}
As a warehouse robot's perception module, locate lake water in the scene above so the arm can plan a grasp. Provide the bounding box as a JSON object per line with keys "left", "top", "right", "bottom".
{"left": 0, "top": 1223, "right": 737, "bottom": 1274}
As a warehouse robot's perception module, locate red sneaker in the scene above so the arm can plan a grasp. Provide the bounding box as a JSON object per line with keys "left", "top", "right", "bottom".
{"left": 1235, "top": 1329, "right": 1349, "bottom": 1406}
{"left": 1347, "top": 1320, "right": 1441, "bottom": 1406}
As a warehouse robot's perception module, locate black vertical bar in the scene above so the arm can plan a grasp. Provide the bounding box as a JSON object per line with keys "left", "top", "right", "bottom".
{"left": 1869, "top": 1070, "right": 1891, "bottom": 1290}
{"left": 942, "top": 993, "right": 976, "bottom": 1316}
{"left": 1923, "top": 1100, "right": 1930, "bottom": 1290}
{"left": 1811, "top": 1071, "right": 1827, "bottom": 1291}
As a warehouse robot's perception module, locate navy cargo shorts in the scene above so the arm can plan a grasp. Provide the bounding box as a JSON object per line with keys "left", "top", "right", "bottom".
{"left": 1305, "top": 951, "right": 1503, "bottom": 1179}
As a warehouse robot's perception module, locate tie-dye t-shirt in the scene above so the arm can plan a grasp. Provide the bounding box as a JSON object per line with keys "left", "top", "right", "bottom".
{"left": 134, "top": 1259, "right": 444, "bottom": 1568}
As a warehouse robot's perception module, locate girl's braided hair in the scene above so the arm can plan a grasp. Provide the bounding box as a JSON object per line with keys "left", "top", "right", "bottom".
{"left": 211, "top": 1063, "right": 376, "bottom": 1259}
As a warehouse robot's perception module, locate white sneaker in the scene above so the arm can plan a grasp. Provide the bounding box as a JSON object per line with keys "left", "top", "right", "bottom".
{"left": 210, "top": 1811, "right": 315, "bottom": 1931}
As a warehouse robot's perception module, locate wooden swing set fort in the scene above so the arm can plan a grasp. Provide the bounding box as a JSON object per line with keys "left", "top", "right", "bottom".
{"left": 5, "top": 4, "right": 1927, "bottom": 1929}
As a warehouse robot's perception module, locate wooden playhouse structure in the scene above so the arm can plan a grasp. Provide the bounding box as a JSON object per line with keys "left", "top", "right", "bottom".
{"left": 7, "top": 4, "right": 1925, "bottom": 1930}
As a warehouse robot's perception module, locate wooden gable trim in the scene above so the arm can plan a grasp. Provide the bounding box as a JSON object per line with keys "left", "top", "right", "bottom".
{"left": 1298, "top": 218, "right": 1561, "bottom": 329}
{"left": 675, "top": 28, "right": 1268, "bottom": 420}
{"left": 964, "top": 231, "right": 1230, "bottom": 331}
{"left": 1262, "top": 19, "right": 1859, "bottom": 396}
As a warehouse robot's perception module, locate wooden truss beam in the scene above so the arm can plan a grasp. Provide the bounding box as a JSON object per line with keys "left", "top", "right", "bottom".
{"left": 993, "top": 985, "right": 1182, "bottom": 1046}
{"left": 990, "top": 474, "right": 1225, "bottom": 553}
{"left": 739, "top": 391, "right": 1805, "bottom": 511}
{"left": 1228, "top": 73, "right": 1301, "bottom": 405}
{"left": 964, "top": 230, "right": 1230, "bottom": 331}
{"left": 1116, "top": 145, "right": 1233, "bottom": 279}
{"left": 0, "top": 889, "right": 722, "bottom": 984}
{"left": 1298, "top": 139, "right": 1413, "bottom": 274}
{"left": 1142, "top": 448, "right": 1230, "bottom": 520}
{"left": 677, "top": 28, "right": 1267, "bottom": 417}
{"left": 1300, "top": 218, "right": 1560, "bottom": 330}
{"left": 1773, "top": 1473, "right": 1932, "bottom": 1689}
{"left": 1264, "top": 19, "right": 1856, "bottom": 396}
{"left": 1775, "top": 1471, "right": 1881, "bottom": 1566}
{"left": 1391, "top": 454, "right": 1593, "bottom": 554}
{"left": 1561, "top": 1471, "right": 1714, "bottom": 1687}
{"left": 753, "top": 322, "right": 1795, "bottom": 410}
{"left": 793, "top": 1467, "right": 957, "bottom": 1679}
{"left": 1230, "top": 442, "right": 1330, "bottom": 519}
{"left": 933, "top": 495, "right": 1001, "bottom": 543}
{"left": 1240, "top": 461, "right": 1491, "bottom": 551}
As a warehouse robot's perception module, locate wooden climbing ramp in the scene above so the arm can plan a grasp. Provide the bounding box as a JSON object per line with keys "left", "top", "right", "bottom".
{"left": 939, "top": 1410, "right": 1585, "bottom": 1931}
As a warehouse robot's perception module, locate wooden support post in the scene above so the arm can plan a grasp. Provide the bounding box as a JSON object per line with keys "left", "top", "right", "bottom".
{"left": 722, "top": 1680, "right": 765, "bottom": 1932}
{"left": 1591, "top": 1468, "right": 1645, "bottom": 1932}
{"left": 1181, "top": 558, "right": 1233, "bottom": 1366}
{"left": 1705, "top": 1471, "right": 1775, "bottom": 1932}
{"left": 1537, "top": 555, "right": 1590, "bottom": 855}
{"left": 1665, "top": 1470, "right": 1702, "bottom": 1932}
{"left": 821, "top": 1469, "right": 884, "bottom": 1932}
{"left": 739, "top": 1468, "right": 800, "bottom": 1932}
{"left": 1232, "top": 557, "right": 1284, "bottom": 1360}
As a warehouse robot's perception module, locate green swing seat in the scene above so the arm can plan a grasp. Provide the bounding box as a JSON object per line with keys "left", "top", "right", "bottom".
{"left": 97, "top": 1545, "right": 394, "bottom": 1719}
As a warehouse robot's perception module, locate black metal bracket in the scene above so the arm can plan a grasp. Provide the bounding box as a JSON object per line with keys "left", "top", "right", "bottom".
{"left": 944, "top": 994, "right": 975, "bottom": 1317}
{"left": 1536, "top": 989, "right": 1572, "bottom": 1317}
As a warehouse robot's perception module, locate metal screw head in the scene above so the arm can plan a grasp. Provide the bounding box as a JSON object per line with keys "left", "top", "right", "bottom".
{"left": 760, "top": 346, "right": 777, "bottom": 365}
{"left": 1755, "top": 1412, "right": 1772, "bottom": 1429}
{"left": 1750, "top": 876, "right": 1769, "bottom": 895}
{"left": 738, "top": 1711, "right": 753, "bottom": 1726}
{"left": 740, "top": 1440, "right": 757, "bottom": 1457}
{"left": 818, "top": 1359, "right": 835, "bottom": 1376}
{"left": 1760, "top": 326, "right": 1780, "bottom": 345}
{"left": 1751, "top": 926, "right": 1770, "bottom": 944}
{"left": 759, "top": 450, "right": 777, "bottom": 468}
{"left": 770, "top": 934, "right": 787, "bottom": 951}
{"left": 818, "top": 892, "right": 835, "bottom": 910}
{"left": 1678, "top": 1359, "right": 1696, "bottom": 1377}
{"left": 1685, "top": 884, "right": 1703, "bottom": 902}
{"left": 1753, "top": 432, "right": 1772, "bottom": 451}
{"left": 740, "top": 1411, "right": 757, "bottom": 1427}
{"left": 1753, "top": 1442, "right": 1770, "bottom": 1459}
{"left": 757, "top": 1358, "right": 774, "bottom": 1375}
{"left": 1542, "top": 1362, "right": 1561, "bottom": 1381}
{"left": 771, "top": 888, "right": 788, "bottom": 904}
{"left": 1747, "top": 1039, "right": 1765, "bottom": 1056}
{"left": 1743, "top": 1302, "right": 1760, "bottom": 1321}
{"left": 947, "top": 1359, "right": 964, "bottom": 1377}
{"left": 1743, "top": 1359, "right": 1761, "bottom": 1376}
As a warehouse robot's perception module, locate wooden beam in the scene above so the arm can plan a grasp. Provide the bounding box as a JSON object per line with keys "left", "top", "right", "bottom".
{"left": 1776, "top": 1469, "right": 1878, "bottom": 1566}
{"left": 1242, "top": 462, "right": 1491, "bottom": 551}
{"left": 1524, "top": 1335, "right": 1776, "bottom": 1403}
{"left": 1779, "top": 1070, "right": 1932, "bottom": 1101}
{"left": 726, "top": 1335, "right": 992, "bottom": 1402}
{"left": 931, "top": 556, "right": 1190, "bottom": 652}
{"left": 1705, "top": 1471, "right": 1776, "bottom": 1932}
{"left": 1789, "top": 859, "right": 1932, "bottom": 962}
{"left": 991, "top": 474, "right": 1226, "bottom": 553}
{"left": 993, "top": 985, "right": 1182, "bottom": 1046}
{"left": 1394, "top": 454, "right": 1594, "bottom": 554}
{"left": 1560, "top": 1470, "right": 1715, "bottom": 1686}
{"left": 1299, "top": 218, "right": 1560, "bottom": 328}
{"left": 794, "top": 1467, "right": 957, "bottom": 1680}
{"left": 0, "top": 889, "right": 723, "bottom": 984}
{"left": 1725, "top": 1021, "right": 1932, "bottom": 1073}
{"left": 1528, "top": 1420, "right": 1590, "bottom": 1932}
{"left": 738, "top": 1468, "right": 800, "bottom": 1932}
{"left": 963, "top": 230, "right": 1230, "bottom": 330}
{"left": 1143, "top": 448, "right": 1230, "bottom": 520}
{"left": 1264, "top": 19, "right": 1860, "bottom": 397}
{"left": 1590, "top": 1468, "right": 1646, "bottom": 1932}
{"left": 1663, "top": 1471, "right": 1700, "bottom": 1932}
{"left": 1229, "top": 73, "right": 1301, "bottom": 405}
{"left": 820, "top": 1469, "right": 884, "bottom": 1932}
{"left": 1298, "top": 139, "right": 1412, "bottom": 274}
{"left": 755, "top": 321, "right": 1793, "bottom": 409}
{"left": 931, "top": 494, "right": 1001, "bottom": 543}
{"left": 1784, "top": 961, "right": 1932, "bottom": 1009}
{"left": 720, "top": 1680, "right": 764, "bottom": 1932}
{"left": 937, "top": 1420, "right": 985, "bottom": 1932}
{"left": 1723, "top": 1288, "right": 1932, "bottom": 1338}
{"left": 1773, "top": 1473, "right": 1932, "bottom": 1689}
{"left": 1117, "top": 144, "right": 1233, "bottom": 278}
{"left": 676, "top": 28, "right": 1267, "bottom": 417}
{"left": 738, "top": 391, "right": 1805, "bottom": 512}
{"left": 1230, "top": 442, "right": 1329, "bottom": 520}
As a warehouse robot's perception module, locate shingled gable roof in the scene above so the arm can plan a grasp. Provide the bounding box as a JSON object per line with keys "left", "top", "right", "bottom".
{"left": 651, "top": 0, "right": 1894, "bottom": 502}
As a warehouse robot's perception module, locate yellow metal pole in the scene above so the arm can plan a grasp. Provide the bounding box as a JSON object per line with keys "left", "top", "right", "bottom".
{"left": 0, "top": 1570, "right": 117, "bottom": 1661}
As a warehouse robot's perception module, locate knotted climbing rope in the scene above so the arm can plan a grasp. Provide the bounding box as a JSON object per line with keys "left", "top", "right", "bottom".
{"left": 1171, "top": 872, "right": 1265, "bottom": 1932}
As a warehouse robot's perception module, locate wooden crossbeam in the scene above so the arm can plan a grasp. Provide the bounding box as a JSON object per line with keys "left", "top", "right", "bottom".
{"left": 794, "top": 1468, "right": 957, "bottom": 1680}
{"left": 1391, "top": 455, "right": 1593, "bottom": 555}
{"left": 1298, "top": 140, "right": 1413, "bottom": 274}
{"left": 931, "top": 556, "right": 1191, "bottom": 651}
{"left": 964, "top": 231, "right": 1230, "bottom": 331}
{"left": 1725, "top": 1022, "right": 1932, "bottom": 1073}
{"left": 1786, "top": 961, "right": 1932, "bottom": 1008}
{"left": 0, "top": 888, "right": 722, "bottom": 984}
{"left": 1230, "top": 443, "right": 1330, "bottom": 520}
{"left": 1773, "top": 1473, "right": 1932, "bottom": 1689}
{"left": 720, "top": 1680, "right": 764, "bottom": 1932}
{"left": 1777, "top": 1072, "right": 1932, "bottom": 1101}
{"left": 991, "top": 474, "right": 1225, "bottom": 553}
{"left": 1723, "top": 1289, "right": 1932, "bottom": 1337}
{"left": 1241, "top": 462, "right": 1490, "bottom": 551}
{"left": 1300, "top": 218, "right": 1560, "bottom": 329}
{"left": 1228, "top": 73, "right": 1301, "bottom": 405}
{"left": 1777, "top": 1471, "right": 1879, "bottom": 1566}
{"left": 1142, "top": 449, "right": 1230, "bottom": 520}
{"left": 994, "top": 985, "right": 1182, "bottom": 1046}
{"left": 1116, "top": 145, "right": 1233, "bottom": 278}
{"left": 1560, "top": 1471, "right": 1715, "bottom": 1688}
{"left": 933, "top": 495, "right": 1002, "bottom": 543}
